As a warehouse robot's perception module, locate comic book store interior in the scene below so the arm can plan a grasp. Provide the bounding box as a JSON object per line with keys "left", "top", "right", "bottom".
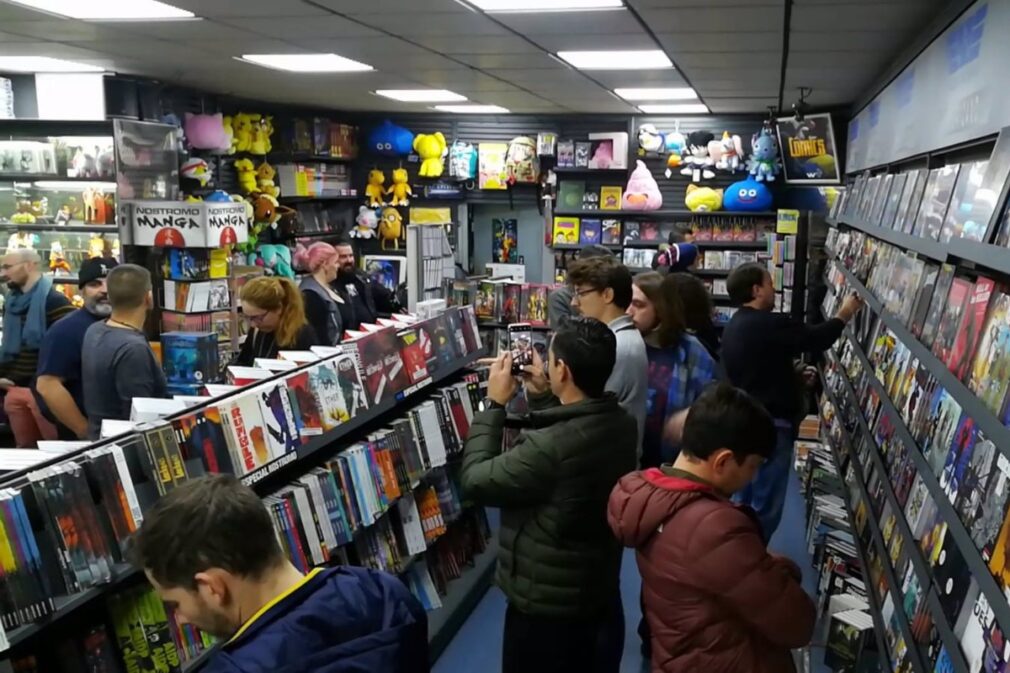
{"left": 3, "top": 0, "right": 1010, "bottom": 672}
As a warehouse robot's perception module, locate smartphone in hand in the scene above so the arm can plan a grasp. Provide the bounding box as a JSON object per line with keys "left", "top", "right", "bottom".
{"left": 508, "top": 323, "right": 534, "bottom": 375}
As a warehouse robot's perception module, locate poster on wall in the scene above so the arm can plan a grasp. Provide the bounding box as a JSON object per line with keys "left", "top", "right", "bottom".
{"left": 775, "top": 113, "right": 841, "bottom": 185}
{"left": 492, "top": 218, "right": 518, "bottom": 263}
{"left": 363, "top": 255, "right": 405, "bottom": 293}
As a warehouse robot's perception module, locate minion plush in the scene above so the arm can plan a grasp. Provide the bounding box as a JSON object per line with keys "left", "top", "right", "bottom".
{"left": 379, "top": 207, "right": 403, "bottom": 251}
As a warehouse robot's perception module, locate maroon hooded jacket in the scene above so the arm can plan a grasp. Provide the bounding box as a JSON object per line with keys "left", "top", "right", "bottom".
{"left": 608, "top": 468, "right": 816, "bottom": 673}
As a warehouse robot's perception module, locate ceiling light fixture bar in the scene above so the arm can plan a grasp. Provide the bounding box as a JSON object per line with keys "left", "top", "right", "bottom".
{"left": 239, "top": 54, "right": 373, "bottom": 73}
{"left": 0, "top": 57, "right": 103, "bottom": 73}
{"left": 5, "top": 0, "right": 195, "bottom": 20}
{"left": 468, "top": 0, "right": 623, "bottom": 11}
{"left": 375, "top": 89, "right": 468, "bottom": 103}
{"left": 614, "top": 87, "right": 697, "bottom": 101}
{"left": 556, "top": 50, "right": 672, "bottom": 70}
{"left": 638, "top": 103, "right": 710, "bottom": 114}
{"left": 434, "top": 104, "right": 510, "bottom": 114}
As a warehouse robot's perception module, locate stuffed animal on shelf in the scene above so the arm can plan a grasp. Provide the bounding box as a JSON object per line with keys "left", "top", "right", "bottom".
{"left": 622, "top": 160, "right": 662, "bottom": 211}
{"left": 249, "top": 113, "right": 271, "bottom": 155}
{"left": 379, "top": 207, "right": 403, "bottom": 251}
{"left": 724, "top": 178, "right": 772, "bottom": 212}
{"left": 637, "top": 124, "right": 663, "bottom": 153}
{"left": 262, "top": 116, "right": 275, "bottom": 154}
{"left": 232, "top": 113, "right": 254, "bottom": 153}
{"left": 181, "top": 157, "right": 213, "bottom": 190}
{"left": 368, "top": 120, "right": 414, "bottom": 156}
{"left": 49, "top": 241, "right": 71, "bottom": 274}
{"left": 352, "top": 206, "right": 378, "bottom": 239}
{"left": 10, "top": 201, "right": 35, "bottom": 224}
{"left": 257, "top": 244, "right": 294, "bottom": 278}
{"left": 183, "top": 112, "right": 230, "bottom": 152}
{"left": 386, "top": 167, "right": 412, "bottom": 206}
{"left": 88, "top": 234, "right": 105, "bottom": 258}
{"left": 685, "top": 184, "right": 724, "bottom": 212}
{"left": 222, "top": 115, "right": 235, "bottom": 154}
{"left": 715, "top": 131, "right": 745, "bottom": 172}
{"left": 365, "top": 169, "right": 386, "bottom": 207}
{"left": 205, "top": 190, "right": 232, "bottom": 202}
{"left": 748, "top": 128, "right": 781, "bottom": 182}
{"left": 680, "top": 131, "right": 716, "bottom": 182}
{"left": 256, "top": 161, "right": 280, "bottom": 198}
{"left": 235, "top": 158, "right": 258, "bottom": 194}
{"left": 414, "top": 132, "right": 448, "bottom": 177}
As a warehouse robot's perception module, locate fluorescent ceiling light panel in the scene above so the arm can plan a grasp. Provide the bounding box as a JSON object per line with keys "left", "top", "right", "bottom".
{"left": 638, "top": 103, "right": 710, "bottom": 114}
{"left": 240, "top": 54, "right": 372, "bottom": 73}
{"left": 0, "top": 57, "right": 103, "bottom": 73}
{"left": 469, "top": 0, "right": 622, "bottom": 11}
{"left": 614, "top": 87, "right": 697, "bottom": 101}
{"left": 375, "top": 89, "right": 467, "bottom": 103}
{"left": 434, "top": 105, "right": 510, "bottom": 114}
{"left": 557, "top": 50, "right": 672, "bottom": 70}
{"left": 5, "top": 0, "right": 194, "bottom": 19}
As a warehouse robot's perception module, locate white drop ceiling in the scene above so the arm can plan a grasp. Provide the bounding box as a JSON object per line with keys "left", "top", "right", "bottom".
{"left": 0, "top": 0, "right": 946, "bottom": 114}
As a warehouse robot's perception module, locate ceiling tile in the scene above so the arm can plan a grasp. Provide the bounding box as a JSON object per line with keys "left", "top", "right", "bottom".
{"left": 0, "top": 30, "right": 36, "bottom": 42}
{"left": 313, "top": 0, "right": 466, "bottom": 13}
{"left": 636, "top": 7, "right": 782, "bottom": 32}
{"left": 184, "top": 38, "right": 309, "bottom": 57}
{"left": 0, "top": 20, "right": 121, "bottom": 42}
{"left": 675, "top": 51, "right": 780, "bottom": 69}
{"left": 158, "top": 0, "right": 331, "bottom": 17}
{"left": 451, "top": 53, "right": 559, "bottom": 70}
{"left": 297, "top": 37, "right": 462, "bottom": 70}
{"left": 493, "top": 8, "right": 643, "bottom": 35}
{"left": 215, "top": 16, "right": 381, "bottom": 39}
{"left": 486, "top": 67, "right": 585, "bottom": 86}
{"left": 678, "top": 67, "right": 778, "bottom": 86}
{"left": 406, "top": 69, "right": 522, "bottom": 92}
{"left": 588, "top": 69, "right": 689, "bottom": 88}
{"left": 655, "top": 32, "right": 781, "bottom": 53}
{"left": 791, "top": 2, "right": 932, "bottom": 31}
{"left": 789, "top": 31, "right": 895, "bottom": 51}
{"left": 410, "top": 35, "right": 539, "bottom": 55}
{"left": 534, "top": 33, "right": 654, "bottom": 52}
{"left": 114, "top": 19, "right": 262, "bottom": 42}
{"left": 348, "top": 12, "right": 507, "bottom": 36}
{"left": 705, "top": 98, "right": 780, "bottom": 113}
{"left": 630, "top": 0, "right": 782, "bottom": 6}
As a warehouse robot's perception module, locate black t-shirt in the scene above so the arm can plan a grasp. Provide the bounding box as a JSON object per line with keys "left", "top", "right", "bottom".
{"left": 236, "top": 324, "right": 319, "bottom": 366}
{"left": 336, "top": 277, "right": 376, "bottom": 330}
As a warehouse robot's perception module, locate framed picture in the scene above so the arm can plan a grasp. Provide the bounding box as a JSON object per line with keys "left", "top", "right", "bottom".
{"left": 775, "top": 113, "right": 841, "bottom": 184}
{"left": 362, "top": 254, "right": 406, "bottom": 293}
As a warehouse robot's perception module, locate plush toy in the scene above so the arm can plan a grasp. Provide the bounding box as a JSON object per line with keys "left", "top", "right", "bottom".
{"left": 681, "top": 131, "right": 716, "bottom": 182}
{"left": 368, "top": 120, "right": 414, "bottom": 156}
{"left": 231, "top": 193, "right": 254, "bottom": 223}
{"left": 232, "top": 113, "right": 254, "bottom": 153}
{"left": 183, "top": 113, "right": 230, "bottom": 152}
{"left": 715, "top": 132, "right": 745, "bottom": 172}
{"left": 235, "top": 158, "right": 258, "bottom": 194}
{"left": 724, "top": 178, "right": 772, "bottom": 212}
{"left": 385, "top": 167, "right": 412, "bottom": 206}
{"left": 88, "top": 234, "right": 104, "bottom": 258}
{"left": 664, "top": 128, "right": 686, "bottom": 155}
{"left": 249, "top": 113, "right": 270, "bottom": 155}
{"left": 10, "top": 200, "right": 35, "bottom": 224}
{"left": 256, "top": 161, "right": 280, "bottom": 198}
{"left": 351, "top": 206, "right": 378, "bottom": 239}
{"left": 181, "top": 157, "right": 212, "bottom": 188}
{"left": 262, "top": 116, "right": 275, "bottom": 154}
{"left": 258, "top": 244, "right": 294, "bottom": 278}
{"left": 589, "top": 141, "right": 613, "bottom": 169}
{"left": 637, "top": 124, "right": 663, "bottom": 153}
{"left": 379, "top": 207, "right": 403, "bottom": 251}
{"left": 414, "top": 132, "right": 448, "bottom": 177}
{"left": 205, "top": 190, "right": 232, "bottom": 202}
{"left": 685, "top": 184, "right": 724, "bottom": 212}
{"left": 622, "top": 160, "right": 663, "bottom": 211}
{"left": 222, "top": 115, "right": 235, "bottom": 154}
{"left": 365, "top": 169, "right": 386, "bottom": 207}
{"left": 748, "top": 128, "right": 781, "bottom": 182}
{"left": 49, "top": 241, "right": 71, "bottom": 274}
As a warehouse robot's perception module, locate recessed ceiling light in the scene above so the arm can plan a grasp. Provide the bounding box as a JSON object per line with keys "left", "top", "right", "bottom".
{"left": 434, "top": 104, "right": 510, "bottom": 114}
{"left": 375, "top": 89, "right": 467, "bottom": 103}
{"left": 0, "top": 57, "right": 103, "bottom": 73}
{"left": 614, "top": 87, "right": 697, "bottom": 101}
{"left": 557, "top": 50, "right": 672, "bottom": 70}
{"left": 239, "top": 54, "right": 372, "bottom": 73}
{"left": 469, "top": 0, "right": 622, "bottom": 11}
{"left": 5, "top": 0, "right": 194, "bottom": 20}
{"left": 638, "top": 103, "right": 710, "bottom": 114}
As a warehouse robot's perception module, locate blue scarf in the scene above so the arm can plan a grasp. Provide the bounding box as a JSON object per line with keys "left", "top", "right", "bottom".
{"left": 0, "top": 275, "right": 53, "bottom": 363}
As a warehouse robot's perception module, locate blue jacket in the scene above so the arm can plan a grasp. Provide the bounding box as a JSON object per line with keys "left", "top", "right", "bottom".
{"left": 204, "top": 566, "right": 429, "bottom": 673}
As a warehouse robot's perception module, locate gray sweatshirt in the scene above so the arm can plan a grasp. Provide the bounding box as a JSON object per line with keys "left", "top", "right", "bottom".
{"left": 606, "top": 314, "right": 648, "bottom": 456}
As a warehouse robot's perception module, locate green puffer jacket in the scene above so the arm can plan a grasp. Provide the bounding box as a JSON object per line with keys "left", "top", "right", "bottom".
{"left": 460, "top": 392, "right": 637, "bottom": 618}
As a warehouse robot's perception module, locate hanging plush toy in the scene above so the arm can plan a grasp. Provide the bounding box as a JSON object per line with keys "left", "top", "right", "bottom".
{"left": 715, "top": 131, "right": 745, "bottom": 172}
{"left": 724, "top": 178, "right": 773, "bottom": 212}
{"left": 351, "top": 206, "right": 378, "bottom": 239}
{"left": 232, "top": 113, "right": 254, "bottom": 153}
{"left": 365, "top": 169, "right": 386, "bottom": 207}
{"left": 368, "top": 120, "right": 414, "bottom": 156}
{"left": 256, "top": 161, "right": 280, "bottom": 198}
{"left": 180, "top": 157, "right": 213, "bottom": 190}
{"left": 235, "top": 158, "right": 258, "bottom": 194}
{"left": 637, "top": 124, "right": 663, "bottom": 153}
{"left": 622, "top": 160, "right": 663, "bottom": 211}
{"left": 379, "top": 207, "right": 403, "bottom": 251}
{"left": 257, "top": 244, "right": 295, "bottom": 278}
{"left": 748, "top": 127, "right": 781, "bottom": 182}
{"left": 183, "top": 113, "right": 230, "bottom": 152}
{"left": 685, "top": 184, "right": 724, "bottom": 212}
{"left": 664, "top": 125, "right": 687, "bottom": 178}
{"left": 386, "top": 167, "right": 412, "bottom": 206}
{"left": 414, "top": 132, "right": 448, "bottom": 177}
{"left": 680, "top": 131, "right": 716, "bottom": 182}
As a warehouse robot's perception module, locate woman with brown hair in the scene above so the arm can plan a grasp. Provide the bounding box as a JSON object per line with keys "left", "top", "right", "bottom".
{"left": 666, "top": 272, "right": 721, "bottom": 360}
{"left": 236, "top": 276, "right": 319, "bottom": 366}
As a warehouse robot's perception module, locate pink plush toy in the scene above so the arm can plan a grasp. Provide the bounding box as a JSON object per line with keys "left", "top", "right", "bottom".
{"left": 184, "top": 112, "right": 230, "bottom": 152}
{"left": 621, "top": 160, "right": 663, "bottom": 211}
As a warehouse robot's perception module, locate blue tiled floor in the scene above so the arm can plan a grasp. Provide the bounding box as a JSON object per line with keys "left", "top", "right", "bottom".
{"left": 433, "top": 468, "right": 823, "bottom": 673}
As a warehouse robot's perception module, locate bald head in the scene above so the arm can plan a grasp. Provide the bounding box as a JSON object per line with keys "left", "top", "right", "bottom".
{"left": 1, "top": 249, "right": 41, "bottom": 290}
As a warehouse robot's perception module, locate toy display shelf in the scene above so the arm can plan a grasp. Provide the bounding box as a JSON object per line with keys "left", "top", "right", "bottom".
{"left": 692, "top": 268, "right": 732, "bottom": 277}
{"left": 552, "top": 167, "right": 628, "bottom": 176}
{"left": 0, "top": 222, "right": 115, "bottom": 233}
{"left": 551, "top": 243, "right": 622, "bottom": 251}
{"left": 0, "top": 174, "right": 116, "bottom": 183}
{"left": 281, "top": 229, "right": 344, "bottom": 241}
{"left": 51, "top": 276, "right": 79, "bottom": 286}
{"left": 0, "top": 120, "right": 112, "bottom": 136}
{"left": 552, "top": 209, "right": 778, "bottom": 219}
{"left": 623, "top": 239, "right": 767, "bottom": 250}
{"left": 277, "top": 194, "right": 359, "bottom": 203}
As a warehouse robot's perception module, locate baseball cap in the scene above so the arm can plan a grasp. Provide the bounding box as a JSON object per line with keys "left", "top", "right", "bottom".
{"left": 78, "top": 257, "right": 118, "bottom": 288}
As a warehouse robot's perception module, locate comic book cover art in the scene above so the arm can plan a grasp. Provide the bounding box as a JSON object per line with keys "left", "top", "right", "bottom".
{"left": 501, "top": 283, "right": 521, "bottom": 324}
{"left": 901, "top": 363, "right": 930, "bottom": 432}
{"left": 397, "top": 327, "right": 429, "bottom": 385}
{"left": 947, "top": 277, "right": 994, "bottom": 381}
{"left": 988, "top": 502, "right": 1010, "bottom": 592}
{"left": 969, "top": 289, "right": 1010, "bottom": 413}
{"left": 601, "top": 220, "right": 621, "bottom": 245}
{"left": 920, "top": 264, "right": 956, "bottom": 347}
{"left": 957, "top": 430, "right": 996, "bottom": 532}
{"left": 334, "top": 354, "right": 368, "bottom": 418}
{"left": 443, "top": 308, "right": 468, "bottom": 358}
{"left": 894, "top": 168, "right": 927, "bottom": 234}
{"left": 223, "top": 393, "right": 270, "bottom": 469}
{"left": 287, "top": 371, "right": 323, "bottom": 437}
{"left": 922, "top": 387, "right": 963, "bottom": 477}
{"left": 941, "top": 159, "right": 994, "bottom": 244}
{"left": 173, "top": 407, "right": 232, "bottom": 474}
{"left": 913, "top": 165, "right": 960, "bottom": 241}
{"left": 492, "top": 218, "right": 518, "bottom": 264}
{"left": 939, "top": 413, "right": 976, "bottom": 504}
{"left": 355, "top": 332, "right": 395, "bottom": 406}
{"left": 257, "top": 383, "right": 301, "bottom": 458}
{"left": 933, "top": 527, "right": 971, "bottom": 624}
{"left": 893, "top": 355, "right": 918, "bottom": 415}
{"left": 525, "top": 285, "right": 547, "bottom": 326}
{"left": 907, "top": 262, "right": 939, "bottom": 337}
{"left": 971, "top": 448, "right": 1010, "bottom": 563}
{"left": 460, "top": 305, "right": 482, "bottom": 353}
{"left": 161, "top": 332, "right": 219, "bottom": 385}
{"left": 475, "top": 281, "right": 498, "bottom": 321}
{"left": 419, "top": 318, "right": 455, "bottom": 370}
{"left": 308, "top": 361, "right": 348, "bottom": 431}
{"left": 931, "top": 277, "right": 972, "bottom": 364}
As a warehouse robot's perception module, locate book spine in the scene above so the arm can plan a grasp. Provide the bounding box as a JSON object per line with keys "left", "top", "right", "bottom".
{"left": 281, "top": 495, "right": 313, "bottom": 573}
{"left": 137, "top": 589, "right": 182, "bottom": 673}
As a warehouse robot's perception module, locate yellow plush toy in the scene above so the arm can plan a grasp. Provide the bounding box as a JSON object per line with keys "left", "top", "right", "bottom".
{"left": 235, "top": 158, "right": 258, "bottom": 194}
{"left": 414, "top": 132, "right": 448, "bottom": 177}
{"left": 262, "top": 115, "right": 274, "bottom": 154}
{"left": 256, "top": 161, "right": 280, "bottom": 198}
{"left": 379, "top": 207, "right": 403, "bottom": 251}
{"left": 222, "top": 115, "right": 235, "bottom": 154}
{"left": 233, "top": 113, "right": 254, "bottom": 153}
{"left": 385, "top": 167, "right": 412, "bottom": 206}
{"left": 685, "top": 184, "right": 724, "bottom": 212}
{"left": 365, "top": 169, "right": 386, "bottom": 207}
{"left": 249, "top": 113, "right": 268, "bottom": 155}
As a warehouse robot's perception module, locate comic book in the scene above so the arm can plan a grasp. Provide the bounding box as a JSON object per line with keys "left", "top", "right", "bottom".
{"left": 901, "top": 363, "right": 930, "bottom": 432}
{"left": 501, "top": 283, "right": 521, "bottom": 324}
{"left": 957, "top": 430, "right": 996, "bottom": 532}
{"left": 333, "top": 353, "right": 368, "bottom": 418}
{"left": 913, "top": 165, "right": 960, "bottom": 241}
{"left": 941, "top": 159, "right": 993, "bottom": 243}
{"left": 601, "top": 220, "right": 621, "bottom": 245}
{"left": 920, "top": 264, "right": 955, "bottom": 347}
{"left": 523, "top": 284, "right": 548, "bottom": 326}
{"left": 396, "top": 327, "right": 429, "bottom": 385}
{"left": 880, "top": 172, "right": 907, "bottom": 229}
{"left": 173, "top": 407, "right": 233, "bottom": 474}
{"left": 256, "top": 382, "right": 301, "bottom": 459}
{"left": 286, "top": 371, "right": 323, "bottom": 438}
{"left": 922, "top": 387, "right": 962, "bottom": 477}
{"left": 931, "top": 277, "right": 972, "bottom": 364}
{"left": 938, "top": 413, "right": 977, "bottom": 504}
{"left": 969, "top": 288, "right": 1010, "bottom": 413}
{"left": 932, "top": 527, "right": 971, "bottom": 624}
{"left": 906, "top": 262, "right": 939, "bottom": 337}
{"left": 894, "top": 168, "right": 926, "bottom": 234}
{"left": 947, "top": 276, "right": 994, "bottom": 380}
{"left": 971, "top": 447, "right": 1010, "bottom": 563}
{"left": 474, "top": 281, "right": 499, "bottom": 321}
{"left": 219, "top": 392, "right": 270, "bottom": 472}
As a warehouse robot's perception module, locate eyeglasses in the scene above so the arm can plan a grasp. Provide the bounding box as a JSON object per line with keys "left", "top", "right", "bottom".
{"left": 243, "top": 310, "right": 270, "bottom": 325}
{"left": 572, "top": 287, "right": 599, "bottom": 302}
{"left": 0, "top": 262, "right": 26, "bottom": 271}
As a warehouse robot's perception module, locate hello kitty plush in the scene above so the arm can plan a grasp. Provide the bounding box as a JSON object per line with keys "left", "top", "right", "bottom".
{"left": 622, "top": 160, "right": 663, "bottom": 211}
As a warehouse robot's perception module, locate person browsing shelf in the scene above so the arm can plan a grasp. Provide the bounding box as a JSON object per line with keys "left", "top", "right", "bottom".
{"left": 547, "top": 244, "right": 613, "bottom": 330}
{"left": 332, "top": 239, "right": 398, "bottom": 331}
{"left": 34, "top": 257, "right": 117, "bottom": 440}
{"left": 0, "top": 248, "right": 74, "bottom": 447}
{"left": 666, "top": 272, "right": 721, "bottom": 361}
{"left": 130, "top": 475, "right": 429, "bottom": 673}
{"left": 81, "top": 264, "right": 167, "bottom": 440}
{"left": 721, "top": 262, "right": 862, "bottom": 538}
{"left": 237, "top": 276, "right": 319, "bottom": 366}
{"left": 609, "top": 383, "right": 816, "bottom": 673}
{"left": 296, "top": 242, "right": 345, "bottom": 346}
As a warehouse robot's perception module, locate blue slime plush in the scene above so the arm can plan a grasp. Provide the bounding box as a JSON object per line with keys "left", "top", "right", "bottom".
{"left": 367, "top": 120, "right": 414, "bottom": 156}
{"left": 724, "top": 178, "right": 773, "bottom": 212}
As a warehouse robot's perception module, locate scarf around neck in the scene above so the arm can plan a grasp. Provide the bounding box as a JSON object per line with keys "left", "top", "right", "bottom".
{"left": 1, "top": 275, "right": 53, "bottom": 363}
